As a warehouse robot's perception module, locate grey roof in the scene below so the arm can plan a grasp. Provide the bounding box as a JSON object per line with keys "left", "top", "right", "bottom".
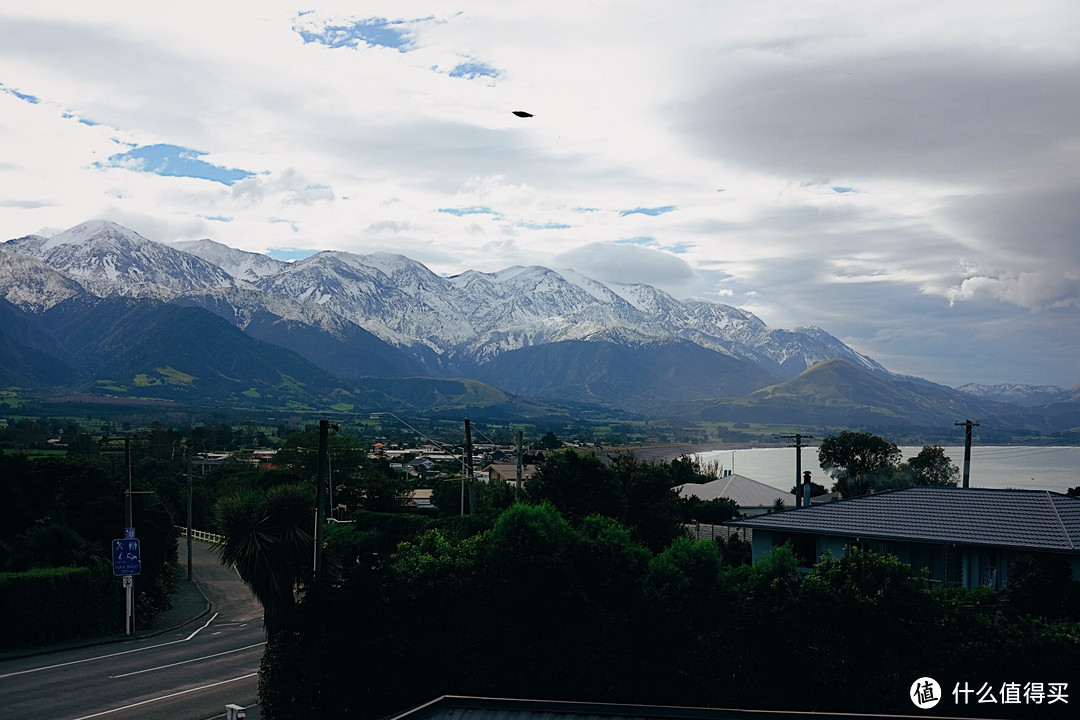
{"left": 676, "top": 473, "right": 797, "bottom": 508}
{"left": 727, "top": 487, "right": 1080, "bottom": 553}
{"left": 387, "top": 695, "right": 939, "bottom": 720}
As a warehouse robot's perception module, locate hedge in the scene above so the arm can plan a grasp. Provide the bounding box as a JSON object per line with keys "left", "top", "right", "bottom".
{"left": 0, "top": 563, "right": 123, "bottom": 647}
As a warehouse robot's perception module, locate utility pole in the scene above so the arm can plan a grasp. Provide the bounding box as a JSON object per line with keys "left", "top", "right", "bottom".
{"left": 186, "top": 456, "right": 193, "bottom": 581}
{"left": 464, "top": 418, "right": 475, "bottom": 514}
{"left": 516, "top": 430, "right": 524, "bottom": 499}
{"left": 101, "top": 434, "right": 141, "bottom": 635}
{"left": 955, "top": 419, "right": 980, "bottom": 488}
{"left": 778, "top": 433, "right": 814, "bottom": 508}
{"left": 313, "top": 419, "right": 338, "bottom": 580}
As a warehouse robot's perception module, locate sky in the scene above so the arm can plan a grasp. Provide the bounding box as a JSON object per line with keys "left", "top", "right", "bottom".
{"left": 0, "top": 1, "right": 1078, "bottom": 389}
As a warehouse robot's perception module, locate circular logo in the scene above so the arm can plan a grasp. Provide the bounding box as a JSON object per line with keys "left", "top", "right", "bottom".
{"left": 911, "top": 677, "right": 942, "bottom": 709}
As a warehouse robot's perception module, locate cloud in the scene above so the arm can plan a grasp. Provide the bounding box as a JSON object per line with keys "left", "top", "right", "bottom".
{"left": 1, "top": 1, "right": 1079, "bottom": 386}
{"left": 946, "top": 268, "right": 1080, "bottom": 311}
{"left": 555, "top": 242, "right": 697, "bottom": 291}
{"left": 231, "top": 169, "right": 334, "bottom": 206}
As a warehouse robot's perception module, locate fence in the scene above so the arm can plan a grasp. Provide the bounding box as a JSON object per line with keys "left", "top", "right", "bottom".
{"left": 177, "top": 526, "right": 226, "bottom": 544}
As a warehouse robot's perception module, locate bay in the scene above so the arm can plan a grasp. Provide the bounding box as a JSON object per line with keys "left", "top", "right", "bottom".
{"left": 693, "top": 445, "right": 1080, "bottom": 495}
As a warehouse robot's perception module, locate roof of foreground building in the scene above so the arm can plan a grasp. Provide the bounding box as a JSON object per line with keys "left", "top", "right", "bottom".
{"left": 386, "top": 695, "right": 958, "bottom": 720}
{"left": 727, "top": 486, "right": 1080, "bottom": 552}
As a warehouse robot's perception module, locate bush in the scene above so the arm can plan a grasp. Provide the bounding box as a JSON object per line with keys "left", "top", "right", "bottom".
{"left": 0, "top": 562, "right": 121, "bottom": 647}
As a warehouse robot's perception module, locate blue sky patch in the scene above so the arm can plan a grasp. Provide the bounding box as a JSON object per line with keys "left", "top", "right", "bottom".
{"left": 438, "top": 205, "right": 498, "bottom": 217}
{"left": 617, "top": 236, "right": 656, "bottom": 246}
{"left": 619, "top": 205, "right": 676, "bottom": 217}
{"left": 295, "top": 16, "right": 416, "bottom": 51}
{"left": 450, "top": 61, "right": 500, "bottom": 80}
{"left": 519, "top": 220, "right": 571, "bottom": 230}
{"left": 101, "top": 144, "right": 253, "bottom": 185}
{"left": 0, "top": 83, "right": 40, "bottom": 104}
{"left": 832, "top": 186, "right": 854, "bottom": 194}
{"left": 62, "top": 112, "right": 101, "bottom": 126}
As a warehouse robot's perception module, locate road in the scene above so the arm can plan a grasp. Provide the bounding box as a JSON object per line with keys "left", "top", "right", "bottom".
{"left": 0, "top": 540, "right": 264, "bottom": 720}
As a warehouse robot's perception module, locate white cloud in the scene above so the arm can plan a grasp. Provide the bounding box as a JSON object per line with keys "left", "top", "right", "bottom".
{"left": 231, "top": 169, "right": 335, "bottom": 206}
{"left": 1, "top": 1, "right": 1079, "bottom": 386}
{"left": 555, "top": 242, "right": 698, "bottom": 293}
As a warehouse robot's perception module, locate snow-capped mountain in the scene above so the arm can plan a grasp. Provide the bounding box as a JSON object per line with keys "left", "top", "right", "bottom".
{"left": 0, "top": 219, "right": 893, "bottom": 410}
{"left": 0, "top": 250, "right": 87, "bottom": 311}
{"left": 6, "top": 220, "right": 235, "bottom": 300}
{"left": 955, "top": 383, "right": 1072, "bottom": 407}
{"left": 172, "top": 238, "right": 287, "bottom": 284}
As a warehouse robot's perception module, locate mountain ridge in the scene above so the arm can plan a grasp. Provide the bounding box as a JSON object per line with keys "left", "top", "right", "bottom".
{"left": 0, "top": 219, "right": 1075, "bottom": 431}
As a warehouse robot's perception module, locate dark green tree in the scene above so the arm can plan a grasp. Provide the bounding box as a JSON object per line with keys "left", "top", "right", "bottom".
{"left": 1004, "top": 553, "right": 1079, "bottom": 619}
{"left": 213, "top": 483, "right": 314, "bottom": 632}
{"left": 818, "top": 431, "right": 902, "bottom": 496}
{"left": 537, "top": 431, "right": 562, "bottom": 450}
{"left": 897, "top": 444, "right": 959, "bottom": 487}
{"left": 525, "top": 451, "right": 624, "bottom": 523}
{"left": 610, "top": 452, "right": 685, "bottom": 551}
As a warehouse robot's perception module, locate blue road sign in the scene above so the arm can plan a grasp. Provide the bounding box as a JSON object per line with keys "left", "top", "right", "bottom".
{"left": 112, "top": 538, "right": 141, "bottom": 576}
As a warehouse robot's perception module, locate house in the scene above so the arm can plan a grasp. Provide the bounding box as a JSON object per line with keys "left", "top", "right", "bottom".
{"left": 484, "top": 463, "right": 537, "bottom": 486}
{"left": 726, "top": 486, "right": 1080, "bottom": 590}
{"left": 407, "top": 488, "right": 434, "bottom": 509}
{"left": 676, "top": 472, "right": 798, "bottom": 516}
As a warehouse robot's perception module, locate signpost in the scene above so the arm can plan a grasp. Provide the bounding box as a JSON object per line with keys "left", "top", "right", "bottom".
{"left": 112, "top": 530, "right": 140, "bottom": 634}
{"left": 112, "top": 537, "right": 142, "bottom": 576}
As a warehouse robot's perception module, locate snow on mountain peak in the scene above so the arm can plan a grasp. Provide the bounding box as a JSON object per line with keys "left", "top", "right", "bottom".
{"left": 41, "top": 219, "right": 144, "bottom": 251}
{"left": 2, "top": 219, "right": 887, "bottom": 380}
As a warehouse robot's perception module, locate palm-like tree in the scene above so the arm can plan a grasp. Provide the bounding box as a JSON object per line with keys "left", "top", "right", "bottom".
{"left": 214, "top": 483, "right": 314, "bottom": 633}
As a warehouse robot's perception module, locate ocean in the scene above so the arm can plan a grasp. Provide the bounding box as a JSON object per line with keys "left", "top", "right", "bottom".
{"left": 692, "top": 445, "right": 1080, "bottom": 495}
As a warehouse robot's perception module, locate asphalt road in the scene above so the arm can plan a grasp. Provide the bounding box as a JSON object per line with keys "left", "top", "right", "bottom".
{"left": 0, "top": 540, "right": 264, "bottom": 720}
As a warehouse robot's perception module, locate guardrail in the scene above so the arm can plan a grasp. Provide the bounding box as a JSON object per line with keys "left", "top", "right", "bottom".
{"left": 177, "top": 526, "right": 226, "bottom": 544}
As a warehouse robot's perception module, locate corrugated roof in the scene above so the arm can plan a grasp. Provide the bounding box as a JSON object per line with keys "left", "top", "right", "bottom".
{"left": 727, "top": 487, "right": 1080, "bottom": 552}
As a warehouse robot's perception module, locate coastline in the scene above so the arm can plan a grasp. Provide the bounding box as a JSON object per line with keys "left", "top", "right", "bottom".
{"left": 594, "top": 442, "right": 769, "bottom": 464}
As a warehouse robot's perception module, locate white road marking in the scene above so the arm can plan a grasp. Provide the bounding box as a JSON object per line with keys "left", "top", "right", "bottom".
{"left": 0, "top": 613, "right": 219, "bottom": 679}
{"left": 108, "top": 642, "right": 265, "bottom": 678}
{"left": 69, "top": 672, "right": 258, "bottom": 720}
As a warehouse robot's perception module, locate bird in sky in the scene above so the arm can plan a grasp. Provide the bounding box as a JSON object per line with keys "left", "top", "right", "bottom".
{"left": 512, "top": 110, "right": 534, "bottom": 118}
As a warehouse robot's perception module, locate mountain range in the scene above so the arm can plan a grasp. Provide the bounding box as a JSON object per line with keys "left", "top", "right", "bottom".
{"left": 0, "top": 220, "right": 1076, "bottom": 433}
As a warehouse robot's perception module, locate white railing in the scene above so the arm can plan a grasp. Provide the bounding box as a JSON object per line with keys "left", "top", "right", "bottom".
{"left": 177, "top": 526, "right": 226, "bottom": 544}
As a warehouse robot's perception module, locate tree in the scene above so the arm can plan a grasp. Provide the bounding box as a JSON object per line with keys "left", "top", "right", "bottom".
{"left": 537, "top": 431, "right": 562, "bottom": 450}
{"left": 1004, "top": 553, "right": 1080, "bottom": 619}
{"left": 213, "top": 483, "right": 314, "bottom": 633}
{"left": 818, "top": 431, "right": 902, "bottom": 496}
{"left": 525, "top": 451, "right": 624, "bottom": 523}
{"left": 610, "top": 452, "right": 686, "bottom": 551}
{"left": 898, "top": 445, "right": 959, "bottom": 487}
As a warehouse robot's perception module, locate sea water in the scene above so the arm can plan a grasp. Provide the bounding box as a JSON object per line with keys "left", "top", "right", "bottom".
{"left": 693, "top": 446, "right": 1080, "bottom": 495}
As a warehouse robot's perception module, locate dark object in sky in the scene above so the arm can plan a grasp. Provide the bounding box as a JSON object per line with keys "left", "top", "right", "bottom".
{"left": 512, "top": 110, "right": 534, "bottom": 118}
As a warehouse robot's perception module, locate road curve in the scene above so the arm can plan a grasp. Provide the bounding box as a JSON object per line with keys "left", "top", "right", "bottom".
{"left": 0, "top": 539, "right": 264, "bottom": 720}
